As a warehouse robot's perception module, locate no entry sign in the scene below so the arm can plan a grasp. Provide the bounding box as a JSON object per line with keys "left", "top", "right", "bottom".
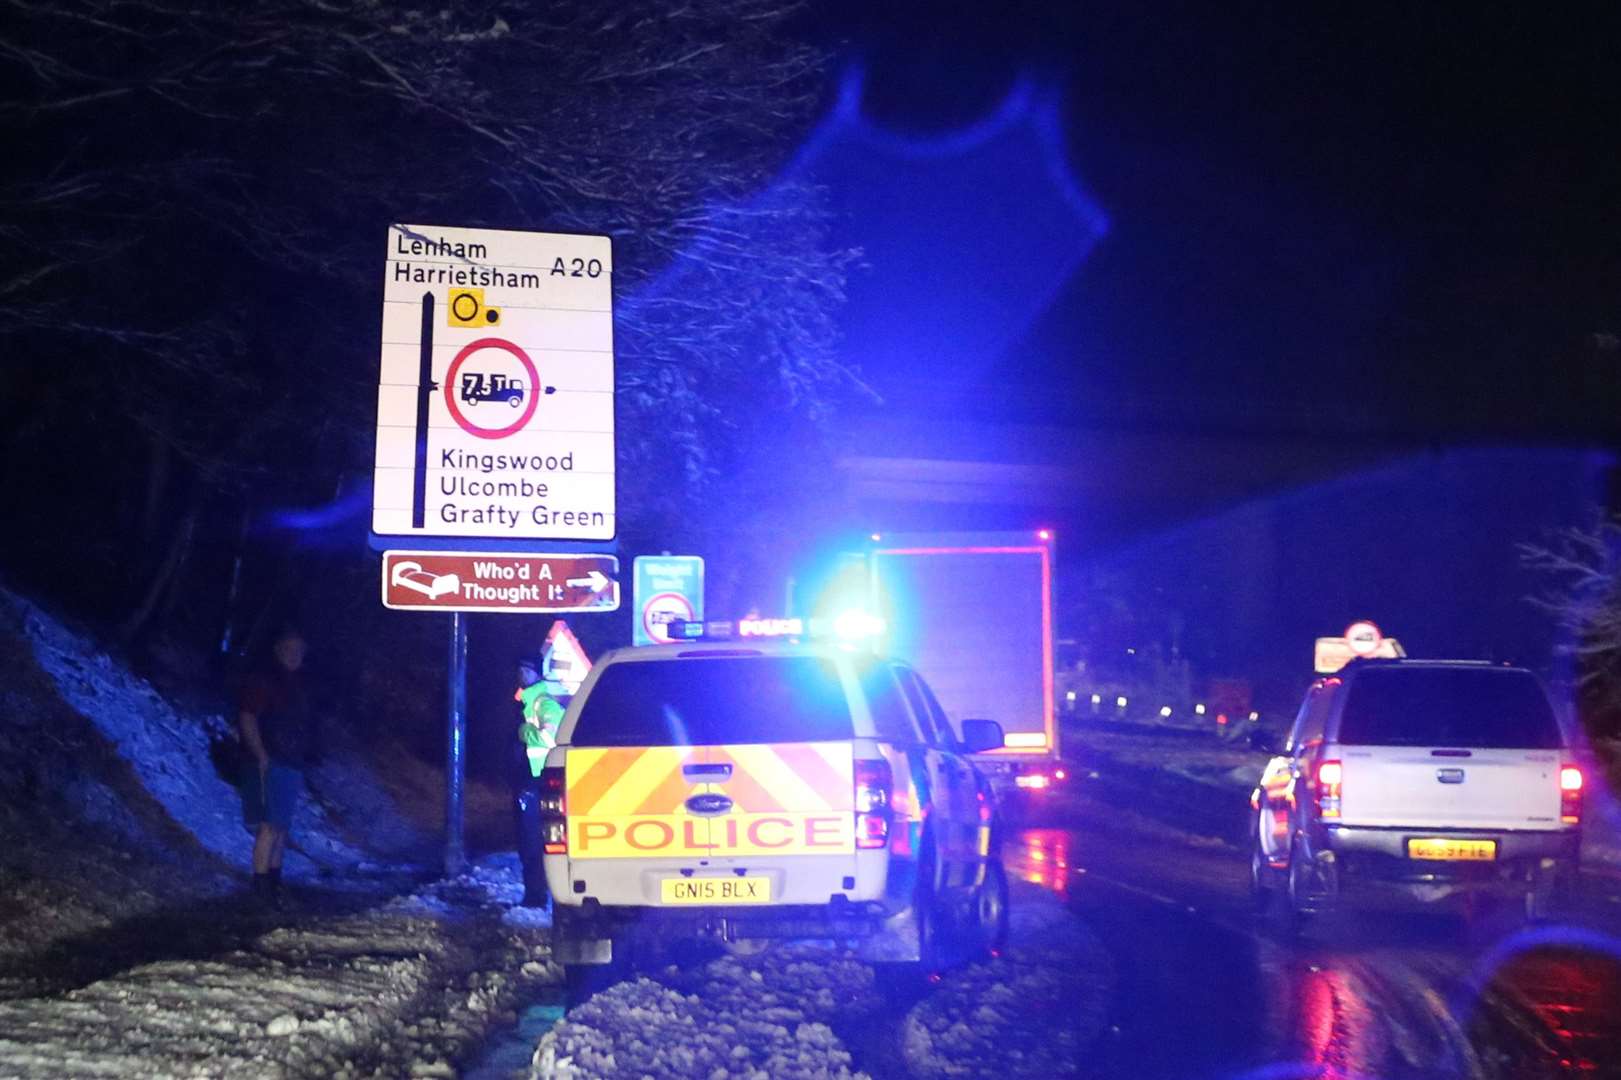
{"left": 382, "top": 551, "right": 620, "bottom": 613}
{"left": 1344, "top": 620, "right": 1384, "bottom": 657}
{"left": 372, "top": 224, "right": 615, "bottom": 541}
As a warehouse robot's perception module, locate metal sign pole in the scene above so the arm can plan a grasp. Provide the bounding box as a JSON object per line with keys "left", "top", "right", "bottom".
{"left": 445, "top": 610, "right": 468, "bottom": 876}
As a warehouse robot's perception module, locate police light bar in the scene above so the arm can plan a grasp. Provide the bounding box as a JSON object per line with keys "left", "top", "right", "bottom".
{"left": 666, "top": 612, "right": 885, "bottom": 644}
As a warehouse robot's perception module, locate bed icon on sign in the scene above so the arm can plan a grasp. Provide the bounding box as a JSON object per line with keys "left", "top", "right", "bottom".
{"left": 391, "top": 561, "right": 460, "bottom": 600}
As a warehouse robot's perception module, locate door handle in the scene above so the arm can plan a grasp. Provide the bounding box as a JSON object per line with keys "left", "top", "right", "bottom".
{"left": 682, "top": 763, "right": 733, "bottom": 781}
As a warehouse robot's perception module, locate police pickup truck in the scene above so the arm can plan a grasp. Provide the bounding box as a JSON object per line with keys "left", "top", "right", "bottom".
{"left": 538, "top": 619, "right": 1010, "bottom": 991}
{"left": 1251, "top": 658, "right": 1584, "bottom": 924}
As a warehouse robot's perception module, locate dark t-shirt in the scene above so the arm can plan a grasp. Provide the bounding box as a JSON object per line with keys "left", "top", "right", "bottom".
{"left": 241, "top": 668, "right": 316, "bottom": 767}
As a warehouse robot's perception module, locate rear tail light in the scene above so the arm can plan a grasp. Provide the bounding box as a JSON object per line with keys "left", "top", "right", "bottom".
{"left": 540, "top": 765, "right": 568, "bottom": 854}
{"left": 1560, "top": 764, "right": 1583, "bottom": 824}
{"left": 1316, "top": 759, "right": 1342, "bottom": 819}
{"left": 854, "top": 758, "right": 892, "bottom": 849}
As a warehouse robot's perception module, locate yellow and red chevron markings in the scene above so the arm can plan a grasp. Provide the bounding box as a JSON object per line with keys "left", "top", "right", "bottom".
{"left": 566, "top": 742, "right": 856, "bottom": 859}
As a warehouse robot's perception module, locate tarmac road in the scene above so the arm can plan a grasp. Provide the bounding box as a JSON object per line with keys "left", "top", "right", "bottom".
{"left": 1005, "top": 781, "right": 1621, "bottom": 1080}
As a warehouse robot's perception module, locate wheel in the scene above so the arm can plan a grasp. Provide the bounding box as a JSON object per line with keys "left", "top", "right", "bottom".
{"left": 1283, "top": 836, "right": 1327, "bottom": 933}
{"left": 968, "top": 860, "right": 1010, "bottom": 957}
{"left": 1523, "top": 877, "right": 1556, "bottom": 923}
{"left": 1250, "top": 840, "right": 1276, "bottom": 914}
{"left": 563, "top": 962, "right": 621, "bottom": 1007}
{"left": 877, "top": 833, "right": 947, "bottom": 994}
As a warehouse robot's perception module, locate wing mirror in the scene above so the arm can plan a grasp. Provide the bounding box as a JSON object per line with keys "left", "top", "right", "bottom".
{"left": 959, "top": 718, "right": 1005, "bottom": 754}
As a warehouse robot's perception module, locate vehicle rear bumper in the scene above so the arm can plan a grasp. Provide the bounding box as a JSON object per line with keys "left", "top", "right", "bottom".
{"left": 551, "top": 897, "right": 921, "bottom": 964}
{"left": 1322, "top": 824, "right": 1579, "bottom": 881}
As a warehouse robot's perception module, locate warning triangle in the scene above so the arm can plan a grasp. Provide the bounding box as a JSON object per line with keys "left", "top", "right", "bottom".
{"left": 542, "top": 619, "right": 592, "bottom": 694}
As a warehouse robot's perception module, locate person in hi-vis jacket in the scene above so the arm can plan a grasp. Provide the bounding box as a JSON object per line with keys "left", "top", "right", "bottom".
{"left": 514, "top": 656, "right": 564, "bottom": 907}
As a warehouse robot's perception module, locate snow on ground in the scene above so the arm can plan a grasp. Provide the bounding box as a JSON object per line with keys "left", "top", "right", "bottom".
{"left": 0, "top": 857, "right": 555, "bottom": 1079}
{"left": 0, "top": 585, "right": 450, "bottom": 977}
{"left": 0, "top": 588, "right": 569, "bottom": 1076}
{"left": 531, "top": 944, "right": 879, "bottom": 1080}
{"left": 527, "top": 882, "right": 1113, "bottom": 1080}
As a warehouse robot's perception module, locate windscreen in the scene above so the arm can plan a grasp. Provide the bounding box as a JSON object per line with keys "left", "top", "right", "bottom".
{"left": 1337, "top": 667, "right": 1561, "bottom": 748}
{"left": 569, "top": 657, "right": 853, "bottom": 747}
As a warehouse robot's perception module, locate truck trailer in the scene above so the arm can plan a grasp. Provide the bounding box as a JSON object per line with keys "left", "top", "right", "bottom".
{"left": 834, "top": 531, "right": 1061, "bottom": 804}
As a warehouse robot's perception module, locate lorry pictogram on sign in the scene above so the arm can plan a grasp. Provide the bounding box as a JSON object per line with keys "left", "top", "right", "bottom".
{"left": 382, "top": 551, "right": 619, "bottom": 613}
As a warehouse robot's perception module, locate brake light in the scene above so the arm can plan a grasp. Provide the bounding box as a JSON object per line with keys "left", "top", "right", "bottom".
{"left": 854, "top": 758, "right": 892, "bottom": 849}
{"left": 1316, "top": 759, "right": 1342, "bottom": 819}
{"left": 540, "top": 765, "right": 567, "bottom": 854}
{"left": 1561, "top": 764, "right": 1583, "bottom": 824}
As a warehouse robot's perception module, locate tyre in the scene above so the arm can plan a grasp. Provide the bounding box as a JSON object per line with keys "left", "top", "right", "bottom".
{"left": 1250, "top": 840, "right": 1276, "bottom": 914}
{"left": 562, "top": 961, "right": 621, "bottom": 1007}
{"left": 968, "top": 859, "right": 1010, "bottom": 957}
{"left": 1283, "top": 837, "right": 1325, "bottom": 933}
{"left": 1523, "top": 877, "right": 1556, "bottom": 923}
{"left": 877, "top": 833, "right": 947, "bottom": 995}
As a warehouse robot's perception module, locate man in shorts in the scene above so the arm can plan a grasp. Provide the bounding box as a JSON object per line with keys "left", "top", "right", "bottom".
{"left": 239, "top": 627, "right": 317, "bottom": 904}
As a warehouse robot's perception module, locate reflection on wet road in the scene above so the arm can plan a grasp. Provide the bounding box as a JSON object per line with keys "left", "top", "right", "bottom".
{"left": 1004, "top": 806, "right": 1621, "bottom": 1079}
{"left": 1007, "top": 828, "right": 1073, "bottom": 896}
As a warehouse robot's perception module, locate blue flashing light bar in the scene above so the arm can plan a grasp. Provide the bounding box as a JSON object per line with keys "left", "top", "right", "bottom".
{"left": 666, "top": 612, "right": 884, "bottom": 644}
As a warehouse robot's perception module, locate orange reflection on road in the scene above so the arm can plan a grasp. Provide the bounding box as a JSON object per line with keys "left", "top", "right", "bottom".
{"left": 1009, "top": 828, "right": 1071, "bottom": 896}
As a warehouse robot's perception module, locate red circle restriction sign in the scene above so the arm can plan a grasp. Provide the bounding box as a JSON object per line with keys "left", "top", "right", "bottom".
{"left": 1344, "top": 620, "right": 1384, "bottom": 657}
{"left": 643, "top": 592, "right": 696, "bottom": 644}
{"left": 443, "top": 337, "right": 541, "bottom": 440}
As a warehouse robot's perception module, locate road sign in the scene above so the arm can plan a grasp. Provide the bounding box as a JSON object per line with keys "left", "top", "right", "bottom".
{"left": 382, "top": 551, "right": 619, "bottom": 613}
{"left": 373, "top": 224, "right": 615, "bottom": 541}
{"left": 1314, "top": 632, "right": 1404, "bottom": 674}
{"left": 1344, "top": 620, "right": 1383, "bottom": 657}
{"left": 542, "top": 620, "right": 592, "bottom": 695}
{"left": 633, "top": 555, "right": 705, "bottom": 645}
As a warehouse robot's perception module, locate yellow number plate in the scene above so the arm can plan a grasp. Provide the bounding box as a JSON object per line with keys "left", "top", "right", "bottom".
{"left": 659, "top": 877, "right": 773, "bottom": 905}
{"left": 1407, "top": 838, "right": 1497, "bottom": 861}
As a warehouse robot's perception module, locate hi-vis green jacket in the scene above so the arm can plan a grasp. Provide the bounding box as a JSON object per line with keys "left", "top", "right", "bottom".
{"left": 517, "top": 683, "right": 565, "bottom": 778}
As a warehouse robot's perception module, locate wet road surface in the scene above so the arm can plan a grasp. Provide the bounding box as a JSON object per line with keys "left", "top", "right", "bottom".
{"left": 1005, "top": 790, "right": 1621, "bottom": 1079}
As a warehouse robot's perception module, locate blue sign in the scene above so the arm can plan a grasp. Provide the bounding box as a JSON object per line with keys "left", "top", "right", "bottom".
{"left": 633, "top": 556, "right": 705, "bottom": 646}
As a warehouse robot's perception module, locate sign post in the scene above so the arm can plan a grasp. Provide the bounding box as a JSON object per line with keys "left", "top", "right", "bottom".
{"left": 374, "top": 224, "right": 616, "bottom": 877}
{"left": 633, "top": 556, "right": 705, "bottom": 645}
{"left": 445, "top": 611, "right": 468, "bottom": 876}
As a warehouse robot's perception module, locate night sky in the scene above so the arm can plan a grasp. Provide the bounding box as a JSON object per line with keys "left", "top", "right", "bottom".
{"left": 818, "top": 5, "right": 1621, "bottom": 441}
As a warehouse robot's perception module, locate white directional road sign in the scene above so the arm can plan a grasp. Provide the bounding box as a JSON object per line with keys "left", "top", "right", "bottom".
{"left": 373, "top": 224, "right": 615, "bottom": 540}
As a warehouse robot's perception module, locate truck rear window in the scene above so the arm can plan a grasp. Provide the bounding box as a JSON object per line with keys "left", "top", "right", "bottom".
{"left": 1337, "top": 667, "right": 1561, "bottom": 749}
{"left": 569, "top": 657, "right": 853, "bottom": 747}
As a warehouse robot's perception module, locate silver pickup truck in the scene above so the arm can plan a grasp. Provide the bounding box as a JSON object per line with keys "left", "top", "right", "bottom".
{"left": 1251, "top": 658, "right": 1583, "bottom": 925}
